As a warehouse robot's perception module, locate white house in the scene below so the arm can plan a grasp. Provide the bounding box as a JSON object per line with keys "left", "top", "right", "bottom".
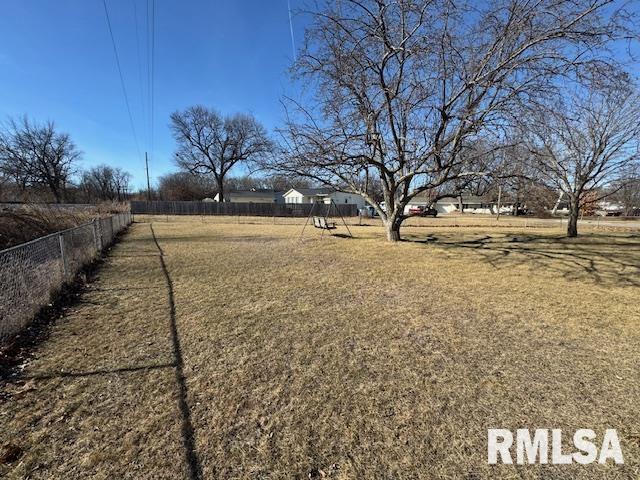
{"left": 436, "top": 195, "right": 495, "bottom": 214}
{"left": 283, "top": 188, "right": 367, "bottom": 209}
{"left": 405, "top": 193, "right": 511, "bottom": 214}
{"left": 595, "top": 200, "right": 624, "bottom": 216}
{"left": 212, "top": 189, "right": 284, "bottom": 203}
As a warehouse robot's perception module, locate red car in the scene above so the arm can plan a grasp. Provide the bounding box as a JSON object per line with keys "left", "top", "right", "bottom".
{"left": 408, "top": 205, "right": 438, "bottom": 217}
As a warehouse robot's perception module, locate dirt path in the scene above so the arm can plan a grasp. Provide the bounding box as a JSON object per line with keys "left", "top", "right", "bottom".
{"left": 0, "top": 223, "right": 194, "bottom": 479}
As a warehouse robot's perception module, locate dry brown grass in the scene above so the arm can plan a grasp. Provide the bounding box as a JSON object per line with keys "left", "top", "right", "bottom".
{"left": 0, "top": 203, "right": 130, "bottom": 250}
{"left": 1, "top": 217, "right": 639, "bottom": 479}
{"left": 135, "top": 212, "right": 639, "bottom": 235}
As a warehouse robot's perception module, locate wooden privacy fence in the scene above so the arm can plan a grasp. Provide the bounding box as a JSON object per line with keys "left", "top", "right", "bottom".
{"left": 130, "top": 201, "right": 359, "bottom": 217}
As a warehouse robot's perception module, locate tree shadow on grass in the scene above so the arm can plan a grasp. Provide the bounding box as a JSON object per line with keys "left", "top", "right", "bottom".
{"left": 150, "top": 224, "right": 204, "bottom": 480}
{"left": 23, "top": 362, "right": 176, "bottom": 381}
{"left": 409, "top": 232, "right": 640, "bottom": 287}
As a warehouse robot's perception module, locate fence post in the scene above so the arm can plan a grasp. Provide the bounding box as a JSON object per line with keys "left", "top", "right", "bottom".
{"left": 58, "top": 233, "right": 68, "bottom": 280}
{"left": 92, "top": 219, "right": 101, "bottom": 253}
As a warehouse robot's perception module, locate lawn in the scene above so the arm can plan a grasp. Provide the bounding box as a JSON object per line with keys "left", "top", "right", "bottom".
{"left": 1, "top": 217, "right": 639, "bottom": 479}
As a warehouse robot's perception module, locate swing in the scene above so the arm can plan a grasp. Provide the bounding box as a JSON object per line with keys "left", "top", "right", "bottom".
{"left": 299, "top": 199, "right": 353, "bottom": 240}
{"left": 312, "top": 216, "right": 336, "bottom": 230}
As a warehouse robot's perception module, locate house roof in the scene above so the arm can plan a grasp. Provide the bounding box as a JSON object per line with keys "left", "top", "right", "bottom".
{"left": 226, "top": 189, "right": 284, "bottom": 198}
{"left": 438, "top": 195, "right": 488, "bottom": 204}
{"left": 284, "top": 187, "right": 335, "bottom": 197}
{"left": 410, "top": 191, "right": 435, "bottom": 201}
{"left": 408, "top": 193, "right": 488, "bottom": 204}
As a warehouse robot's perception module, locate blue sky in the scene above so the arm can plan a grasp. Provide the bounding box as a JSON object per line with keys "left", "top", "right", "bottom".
{"left": 1, "top": 2, "right": 638, "bottom": 191}
{"left": 0, "top": 0, "right": 302, "bottom": 189}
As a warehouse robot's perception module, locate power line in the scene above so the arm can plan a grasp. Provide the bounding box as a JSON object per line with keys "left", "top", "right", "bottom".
{"left": 102, "top": 0, "right": 142, "bottom": 160}
{"left": 150, "top": 0, "right": 155, "bottom": 160}
{"left": 143, "top": 0, "right": 156, "bottom": 187}
{"left": 146, "top": 0, "right": 151, "bottom": 147}
{"left": 132, "top": 0, "right": 147, "bottom": 148}
{"left": 288, "top": 0, "right": 296, "bottom": 61}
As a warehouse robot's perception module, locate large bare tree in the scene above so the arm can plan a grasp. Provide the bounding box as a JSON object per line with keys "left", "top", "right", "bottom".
{"left": 80, "top": 164, "right": 132, "bottom": 202}
{"left": 0, "top": 116, "right": 81, "bottom": 202}
{"left": 170, "top": 106, "right": 273, "bottom": 202}
{"left": 273, "top": 0, "right": 636, "bottom": 241}
{"left": 523, "top": 75, "right": 640, "bottom": 236}
{"left": 613, "top": 165, "right": 640, "bottom": 216}
{"left": 157, "top": 171, "right": 217, "bottom": 201}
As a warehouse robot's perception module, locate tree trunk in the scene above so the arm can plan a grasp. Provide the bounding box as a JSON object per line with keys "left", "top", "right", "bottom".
{"left": 217, "top": 179, "right": 224, "bottom": 202}
{"left": 51, "top": 185, "right": 62, "bottom": 203}
{"left": 384, "top": 214, "right": 403, "bottom": 242}
{"left": 567, "top": 197, "right": 579, "bottom": 237}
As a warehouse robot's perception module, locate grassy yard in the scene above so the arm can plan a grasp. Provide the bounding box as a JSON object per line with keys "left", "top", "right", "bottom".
{"left": 1, "top": 217, "right": 639, "bottom": 479}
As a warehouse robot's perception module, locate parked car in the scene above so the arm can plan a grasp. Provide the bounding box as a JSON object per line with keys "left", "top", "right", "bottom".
{"left": 359, "top": 205, "right": 379, "bottom": 217}
{"left": 421, "top": 206, "right": 438, "bottom": 217}
{"left": 595, "top": 210, "right": 623, "bottom": 217}
{"left": 513, "top": 206, "right": 529, "bottom": 216}
{"left": 408, "top": 205, "right": 438, "bottom": 217}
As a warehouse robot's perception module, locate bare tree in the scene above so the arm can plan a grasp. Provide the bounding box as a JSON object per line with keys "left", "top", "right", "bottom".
{"left": 112, "top": 168, "right": 131, "bottom": 201}
{"left": 0, "top": 121, "right": 32, "bottom": 198}
{"left": 0, "top": 116, "right": 81, "bottom": 202}
{"left": 0, "top": 170, "right": 10, "bottom": 201}
{"left": 158, "top": 171, "right": 217, "bottom": 201}
{"left": 265, "top": 174, "right": 313, "bottom": 192}
{"left": 80, "top": 164, "right": 131, "bottom": 202}
{"left": 170, "top": 106, "right": 273, "bottom": 202}
{"left": 613, "top": 165, "right": 640, "bottom": 216}
{"left": 523, "top": 76, "right": 640, "bottom": 236}
{"left": 224, "top": 175, "right": 268, "bottom": 192}
{"left": 271, "top": 0, "right": 636, "bottom": 241}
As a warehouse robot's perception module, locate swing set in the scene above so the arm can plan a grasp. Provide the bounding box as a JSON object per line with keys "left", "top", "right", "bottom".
{"left": 298, "top": 200, "right": 353, "bottom": 240}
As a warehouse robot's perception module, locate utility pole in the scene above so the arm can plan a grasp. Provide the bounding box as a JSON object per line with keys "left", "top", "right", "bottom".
{"left": 145, "top": 152, "right": 151, "bottom": 201}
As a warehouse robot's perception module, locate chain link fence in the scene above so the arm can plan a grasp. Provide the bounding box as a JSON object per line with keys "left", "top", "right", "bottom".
{"left": 0, "top": 212, "right": 132, "bottom": 343}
